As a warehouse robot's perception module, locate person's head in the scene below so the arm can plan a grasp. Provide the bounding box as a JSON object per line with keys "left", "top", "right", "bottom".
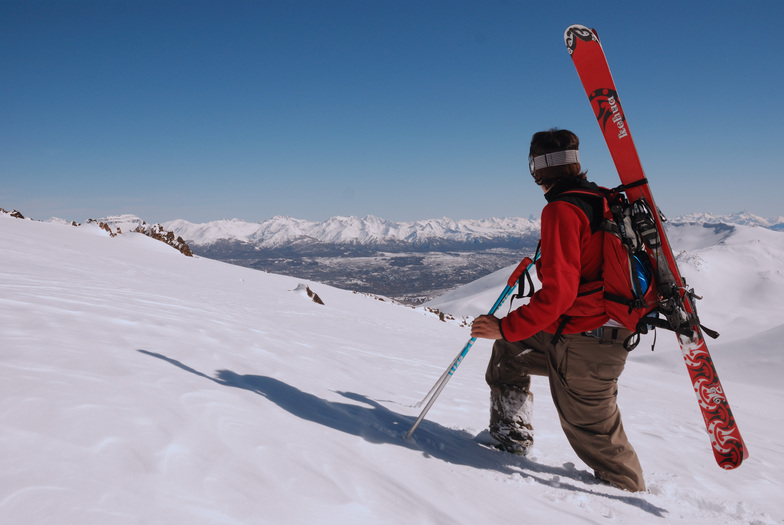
{"left": 528, "top": 128, "right": 586, "bottom": 188}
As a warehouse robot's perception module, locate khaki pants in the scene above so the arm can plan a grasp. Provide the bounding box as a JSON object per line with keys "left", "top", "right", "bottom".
{"left": 485, "top": 330, "right": 646, "bottom": 492}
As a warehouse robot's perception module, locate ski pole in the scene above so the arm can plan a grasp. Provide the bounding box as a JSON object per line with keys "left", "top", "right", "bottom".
{"left": 409, "top": 275, "right": 524, "bottom": 411}
{"left": 406, "top": 255, "right": 536, "bottom": 439}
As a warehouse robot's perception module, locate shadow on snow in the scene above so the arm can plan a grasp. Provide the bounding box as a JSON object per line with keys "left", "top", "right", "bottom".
{"left": 138, "top": 349, "right": 667, "bottom": 517}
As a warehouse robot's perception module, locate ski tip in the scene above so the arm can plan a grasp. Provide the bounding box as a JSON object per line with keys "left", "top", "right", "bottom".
{"left": 716, "top": 438, "right": 750, "bottom": 470}
{"left": 564, "top": 25, "right": 599, "bottom": 54}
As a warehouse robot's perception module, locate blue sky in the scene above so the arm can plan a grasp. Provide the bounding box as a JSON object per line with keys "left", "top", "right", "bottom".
{"left": 2, "top": 0, "right": 782, "bottom": 223}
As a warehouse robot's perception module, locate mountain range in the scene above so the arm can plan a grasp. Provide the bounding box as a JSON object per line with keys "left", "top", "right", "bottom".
{"left": 160, "top": 215, "right": 545, "bottom": 304}
{"left": 162, "top": 212, "right": 784, "bottom": 247}
{"left": 162, "top": 215, "right": 542, "bottom": 248}
{"left": 155, "top": 212, "right": 783, "bottom": 304}
{"left": 19, "top": 209, "right": 784, "bottom": 305}
{"left": 672, "top": 211, "right": 784, "bottom": 231}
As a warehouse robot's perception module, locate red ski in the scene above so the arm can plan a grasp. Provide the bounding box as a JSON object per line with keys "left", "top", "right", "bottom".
{"left": 564, "top": 24, "right": 748, "bottom": 469}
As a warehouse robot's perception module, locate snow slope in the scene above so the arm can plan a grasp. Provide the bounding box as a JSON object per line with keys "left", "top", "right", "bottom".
{"left": 430, "top": 222, "right": 784, "bottom": 343}
{"left": 1, "top": 214, "right": 782, "bottom": 524}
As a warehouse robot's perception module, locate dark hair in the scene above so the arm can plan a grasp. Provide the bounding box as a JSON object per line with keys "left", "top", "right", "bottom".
{"left": 529, "top": 128, "right": 586, "bottom": 185}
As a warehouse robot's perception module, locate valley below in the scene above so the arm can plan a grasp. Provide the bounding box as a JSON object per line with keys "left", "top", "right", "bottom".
{"left": 192, "top": 238, "right": 540, "bottom": 304}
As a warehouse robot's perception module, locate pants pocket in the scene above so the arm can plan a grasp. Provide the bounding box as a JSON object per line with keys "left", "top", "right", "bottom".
{"left": 559, "top": 335, "right": 628, "bottom": 401}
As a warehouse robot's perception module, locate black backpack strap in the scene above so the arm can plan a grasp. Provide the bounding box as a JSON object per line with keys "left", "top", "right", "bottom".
{"left": 610, "top": 178, "right": 649, "bottom": 193}
{"left": 551, "top": 316, "right": 571, "bottom": 345}
{"left": 552, "top": 188, "right": 606, "bottom": 234}
{"left": 623, "top": 332, "right": 641, "bottom": 351}
{"left": 508, "top": 263, "right": 536, "bottom": 311}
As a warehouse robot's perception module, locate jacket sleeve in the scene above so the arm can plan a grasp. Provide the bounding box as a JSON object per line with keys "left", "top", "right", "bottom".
{"left": 499, "top": 201, "right": 587, "bottom": 342}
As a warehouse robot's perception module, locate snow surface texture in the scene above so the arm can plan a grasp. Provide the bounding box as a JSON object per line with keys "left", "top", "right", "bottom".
{"left": 2, "top": 214, "right": 783, "bottom": 524}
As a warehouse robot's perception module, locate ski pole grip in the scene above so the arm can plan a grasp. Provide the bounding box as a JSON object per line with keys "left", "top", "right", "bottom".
{"left": 507, "top": 257, "right": 533, "bottom": 287}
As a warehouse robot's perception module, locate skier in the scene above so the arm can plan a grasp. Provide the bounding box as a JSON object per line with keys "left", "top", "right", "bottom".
{"left": 470, "top": 128, "right": 646, "bottom": 492}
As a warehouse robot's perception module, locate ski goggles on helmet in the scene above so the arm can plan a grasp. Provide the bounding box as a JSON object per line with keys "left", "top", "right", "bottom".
{"left": 528, "top": 149, "right": 580, "bottom": 175}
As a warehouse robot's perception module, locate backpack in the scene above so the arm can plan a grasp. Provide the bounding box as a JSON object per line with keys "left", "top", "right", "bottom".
{"left": 550, "top": 181, "right": 660, "bottom": 349}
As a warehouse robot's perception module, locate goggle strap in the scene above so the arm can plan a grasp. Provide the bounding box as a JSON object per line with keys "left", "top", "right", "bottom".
{"left": 530, "top": 150, "right": 580, "bottom": 174}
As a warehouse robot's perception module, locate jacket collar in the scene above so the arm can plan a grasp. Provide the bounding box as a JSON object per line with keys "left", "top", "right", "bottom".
{"left": 544, "top": 178, "right": 599, "bottom": 202}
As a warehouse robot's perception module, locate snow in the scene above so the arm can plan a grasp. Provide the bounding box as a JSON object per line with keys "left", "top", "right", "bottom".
{"left": 673, "top": 211, "right": 784, "bottom": 229}
{"left": 429, "top": 222, "right": 784, "bottom": 346}
{"left": 161, "top": 212, "right": 784, "bottom": 248}
{"left": 668, "top": 223, "right": 784, "bottom": 345}
{"left": 163, "top": 215, "right": 541, "bottom": 247}
{"left": 2, "top": 212, "right": 783, "bottom": 524}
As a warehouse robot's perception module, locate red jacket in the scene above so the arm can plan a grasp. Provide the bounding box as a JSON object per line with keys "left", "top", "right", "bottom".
{"left": 499, "top": 193, "right": 609, "bottom": 342}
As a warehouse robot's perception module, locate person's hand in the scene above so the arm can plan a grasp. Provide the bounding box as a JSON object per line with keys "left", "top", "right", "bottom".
{"left": 470, "top": 315, "right": 502, "bottom": 340}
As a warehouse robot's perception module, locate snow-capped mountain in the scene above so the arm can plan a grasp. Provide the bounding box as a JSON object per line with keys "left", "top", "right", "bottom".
{"left": 160, "top": 216, "right": 542, "bottom": 304}
{"left": 160, "top": 212, "right": 783, "bottom": 304}
{"left": 163, "top": 215, "right": 541, "bottom": 248}
{"left": 163, "top": 212, "right": 784, "bottom": 249}
{"left": 671, "top": 211, "right": 784, "bottom": 230}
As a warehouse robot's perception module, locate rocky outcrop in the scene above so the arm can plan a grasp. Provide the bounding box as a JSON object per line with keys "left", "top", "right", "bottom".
{"left": 83, "top": 218, "right": 192, "bottom": 256}
{"left": 1, "top": 207, "right": 193, "bottom": 257}
{"left": 292, "top": 284, "right": 324, "bottom": 305}
{"left": 133, "top": 222, "right": 193, "bottom": 257}
{"left": 1, "top": 208, "right": 27, "bottom": 219}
